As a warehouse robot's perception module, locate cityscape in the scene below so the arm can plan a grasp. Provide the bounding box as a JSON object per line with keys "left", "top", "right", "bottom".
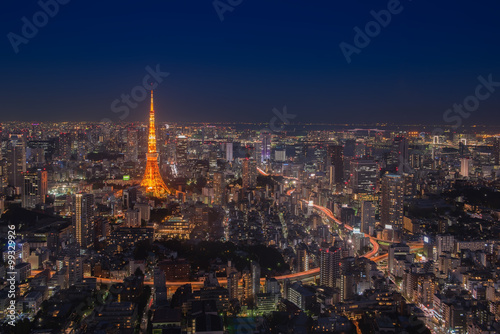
{"left": 2, "top": 1, "right": 500, "bottom": 334}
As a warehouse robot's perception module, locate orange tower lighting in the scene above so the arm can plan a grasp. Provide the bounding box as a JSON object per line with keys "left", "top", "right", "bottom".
{"left": 141, "top": 89, "right": 172, "bottom": 197}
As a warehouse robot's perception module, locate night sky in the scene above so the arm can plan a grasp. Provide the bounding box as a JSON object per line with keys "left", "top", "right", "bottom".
{"left": 1, "top": 0, "right": 500, "bottom": 125}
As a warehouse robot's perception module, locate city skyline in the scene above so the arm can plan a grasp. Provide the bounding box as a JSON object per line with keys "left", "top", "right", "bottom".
{"left": 3, "top": 1, "right": 500, "bottom": 333}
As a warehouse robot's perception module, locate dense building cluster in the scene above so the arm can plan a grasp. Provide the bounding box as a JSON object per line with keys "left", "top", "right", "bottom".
{"left": 1, "top": 119, "right": 500, "bottom": 334}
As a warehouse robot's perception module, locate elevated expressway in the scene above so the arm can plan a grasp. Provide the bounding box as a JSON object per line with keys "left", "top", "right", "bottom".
{"left": 38, "top": 170, "right": 422, "bottom": 289}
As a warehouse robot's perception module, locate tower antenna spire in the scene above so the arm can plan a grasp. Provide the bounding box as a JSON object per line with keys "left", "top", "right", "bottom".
{"left": 150, "top": 85, "right": 154, "bottom": 112}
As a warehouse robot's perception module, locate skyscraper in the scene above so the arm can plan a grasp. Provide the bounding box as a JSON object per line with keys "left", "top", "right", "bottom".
{"left": 319, "top": 247, "right": 341, "bottom": 288}
{"left": 493, "top": 137, "right": 500, "bottom": 165}
{"left": 175, "top": 135, "right": 188, "bottom": 166}
{"left": 349, "top": 160, "right": 378, "bottom": 193}
{"left": 251, "top": 261, "right": 261, "bottom": 301}
{"left": 65, "top": 252, "right": 83, "bottom": 286}
{"left": 6, "top": 134, "right": 26, "bottom": 190}
{"left": 261, "top": 132, "right": 271, "bottom": 163}
{"left": 58, "top": 132, "right": 72, "bottom": 160}
{"left": 225, "top": 142, "right": 233, "bottom": 162}
{"left": 126, "top": 127, "right": 138, "bottom": 162}
{"left": 242, "top": 159, "right": 257, "bottom": 189}
{"left": 380, "top": 174, "right": 404, "bottom": 231}
{"left": 227, "top": 271, "right": 239, "bottom": 301}
{"left": 390, "top": 135, "right": 409, "bottom": 174}
{"left": 141, "top": 90, "right": 172, "bottom": 197}
{"left": 388, "top": 243, "right": 410, "bottom": 276}
{"left": 360, "top": 200, "right": 376, "bottom": 234}
{"left": 327, "top": 145, "right": 344, "bottom": 185}
{"left": 213, "top": 172, "right": 225, "bottom": 205}
{"left": 73, "top": 193, "right": 94, "bottom": 249}
{"left": 460, "top": 157, "right": 470, "bottom": 177}
{"left": 296, "top": 244, "right": 309, "bottom": 272}
{"left": 22, "top": 169, "right": 47, "bottom": 209}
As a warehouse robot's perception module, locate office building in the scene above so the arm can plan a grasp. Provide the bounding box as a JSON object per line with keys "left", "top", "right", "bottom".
{"left": 380, "top": 174, "right": 404, "bottom": 231}
{"left": 320, "top": 247, "right": 341, "bottom": 288}
{"left": 22, "top": 169, "right": 47, "bottom": 209}
{"left": 73, "top": 193, "right": 95, "bottom": 249}
{"left": 349, "top": 160, "right": 378, "bottom": 193}
{"left": 6, "top": 134, "right": 26, "bottom": 190}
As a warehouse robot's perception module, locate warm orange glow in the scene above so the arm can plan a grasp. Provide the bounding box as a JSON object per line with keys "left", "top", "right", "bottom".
{"left": 141, "top": 90, "right": 172, "bottom": 197}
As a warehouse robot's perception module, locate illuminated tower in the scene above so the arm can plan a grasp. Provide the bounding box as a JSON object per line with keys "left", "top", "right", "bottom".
{"left": 141, "top": 90, "right": 171, "bottom": 197}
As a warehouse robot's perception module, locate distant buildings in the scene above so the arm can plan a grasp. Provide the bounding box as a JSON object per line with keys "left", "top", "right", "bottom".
{"left": 6, "top": 134, "right": 26, "bottom": 190}
{"left": 460, "top": 157, "right": 471, "bottom": 177}
{"left": 327, "top": 145, "right": 344, "bottom": 186}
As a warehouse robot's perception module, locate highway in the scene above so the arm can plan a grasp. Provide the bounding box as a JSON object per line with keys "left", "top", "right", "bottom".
{"left": 30, "top": 169, "right": 422, "bottom": 291}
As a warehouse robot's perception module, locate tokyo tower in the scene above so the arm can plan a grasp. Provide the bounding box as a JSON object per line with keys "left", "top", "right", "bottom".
{"left": 141, "top": 89, "right": 171, "bottom": 197}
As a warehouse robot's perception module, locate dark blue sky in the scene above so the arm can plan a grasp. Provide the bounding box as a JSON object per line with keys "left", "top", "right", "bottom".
{"left": 1, "top": 0, "right": 500, "bottom": 125}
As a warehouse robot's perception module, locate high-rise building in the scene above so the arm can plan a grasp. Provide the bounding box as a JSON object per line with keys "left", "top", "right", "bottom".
{"left": 64, "top": 253, "right": 83, "bottom": 286}
{"left": 360, "top": 200, "right": 376, "bottom": 234}
{"left": 319, "top": 247, "right": 341, "bottom": 288}
{"left": 327, "top": 145, "right": 344, "bottom": 185}
{"left": 261, "top": 132, "right": 271, "bottom": 163}
{"left": 6, "top": 134, "right": 26, "bottom": 190}
{"left": 175, "top": 135, "right": 188, "bottom": 166}
{"left": 242, "top": 269, "right": 252, "bottom": 303}
{"left": 126, "top": 127, "right": 138, "bottom": 162}
{"left": 213, "top": 172, "right": 225, "bottom": 205}
{"left": 73, "top": 193, "right": 95, "bottom": 249}
{"left": 141, "top": 90, "right": 172, "bottom": 197}
{"left": 388, "top": 243, "right": 410, "bottom": 276}
{"left": 390, "top": 135, "right": 409, "bottom": 174}
{"left": 58, "top": 132, "right": 72, "bottom": 160}
{"left": 493, "top": 137, "right": 500, "bottom": 165}
{"left": 274, "top": 149, "right": 286, "bottom": 162}
{"left": 154, "top": 266, "right": 167, "bottom": 306}
{"left": 349, "top": 160, "right": 378, "bottom": 193}
{"left": 296, "top": 244, "right": 309, "bottom": 272}
{"left": 251, "top": 261, "right": 261, "bottom": 301}
{"left": 460, "top": 157, "right": 471, "bottom": 177}
{"left": 22, "top": 169, "right": 47, "bottom": 209}
{"left": 380, "top": 174, "right": 404, "bottom": 231}
{"left": 225, "top": 142, "right": 233, "bottom": 162}
{"left": 227, "top": 271, "right": 239, "bottom": 301}
{"left": 242, "top": 159, "right": 257, "bottom": 189}
{"left": 436, "top": 235, "right": 455, "bottom": 257}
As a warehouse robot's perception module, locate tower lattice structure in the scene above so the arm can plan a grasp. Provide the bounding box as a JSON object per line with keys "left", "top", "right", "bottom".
{"left": 141, "top": 90, "right": 172, "bottom": 197}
